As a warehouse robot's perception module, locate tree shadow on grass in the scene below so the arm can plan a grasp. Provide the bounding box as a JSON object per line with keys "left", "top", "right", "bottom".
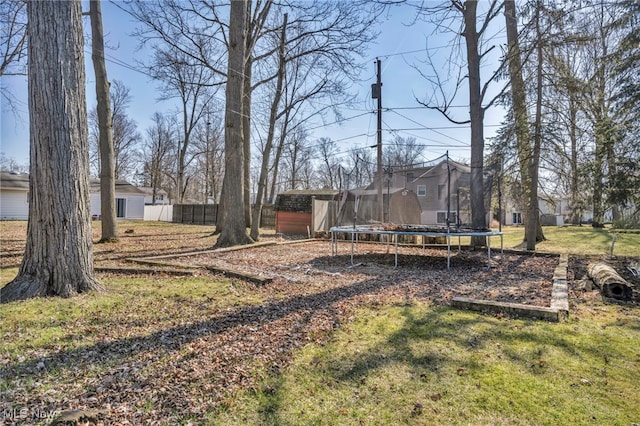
{"left": 253, "top": 304, "right": 640, "bottom": 425}
{"left": 0, "top": 273, "right": 428, "bottom": 421}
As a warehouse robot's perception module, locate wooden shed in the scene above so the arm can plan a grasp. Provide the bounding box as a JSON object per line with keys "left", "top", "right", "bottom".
{"left": 275, "top": 189, "right": 338, "bottom": 235}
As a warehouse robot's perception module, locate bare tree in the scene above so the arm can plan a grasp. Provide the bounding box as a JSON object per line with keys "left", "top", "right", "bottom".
{"left": 191, "top": 114, "right": 224, "bottom": 203}
{"left": 416, "top": 0, "right": 505, "bottom": 243}
{"left": 316, "top": 137, "right": 341, "bottom": 189}
{"left": 149, "top": 50, "right": 215, "bottom": 203}
{"left": 89, "top": 0, "right": 118, "bottom": 242}
{"left": 0, "top": 152, "right": 27, "bottom": 173}
{"left": 89, "top": 80, "right": 141, "bottom": 181}
{"left": 141, "top": 112, "right": 176, "bottom": 205}
{"left": 283, "top": 125, "right": 314, "bottom": 190}
{"left": 343, "top": 147, "right": 375, "bottom": 189}
{"left": 1, "top": 0, "right": 102, "bottom": 302}
{"left": 0, "top": 0, "right": 27, "bottom": 110}
{"left": 383, "top": 135, "right": 425, "bottom": 169}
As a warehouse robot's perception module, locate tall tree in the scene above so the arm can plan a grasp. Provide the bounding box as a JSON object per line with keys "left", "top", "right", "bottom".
{"left": 250, "top": 11, "right": 287, "bottom": 240}
{"left": 148, "top": 50, "right": 213, "bottom": 203}
{"left": 504, "top": 0, "right": 544, "bottom": 250}
{"left": 89, "top": 80, "right": 141, "bottom": 181}
{"left": 1, "top": 0, "right": 102, "bottom": 302}
{"left": 416, "top": 0, "right": 504, "bottom": 243}
{"left": 316, "top": 137, "right": 341, "bottom": 189}
{"left": 216, "top": 0, "right": 252, "bottom": 247}
{"left": 90, "top": 0, "right": 118, "bottom": 242}
{"left": 142, "top": 112, "right": 176, "bottom": 205}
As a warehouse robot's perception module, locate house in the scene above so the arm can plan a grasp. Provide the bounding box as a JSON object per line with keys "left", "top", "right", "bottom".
{"left": 375, "top": 159, "right": 473, "bottom": 226}
{"left": 89, "top": 180, "right": 146, "bottom": 220}
{"left": 500, "top": 195, "right": 597, "bottom": 226}
{"left": 0, "top": 171, "right": 145, "bottom": 220}
{"left": 138, "top": 186, "right": 170, "bottom": 205}
{"left": 0, "top": 171, "right": 30, "bottom": 220}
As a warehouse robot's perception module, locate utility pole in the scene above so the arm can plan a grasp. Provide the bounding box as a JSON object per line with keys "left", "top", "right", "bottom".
{"left": 372, "top": 58, "right": 383, "bottom": 223}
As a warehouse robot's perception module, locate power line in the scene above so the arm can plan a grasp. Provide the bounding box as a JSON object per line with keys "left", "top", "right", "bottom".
{"left": 387, "top": 109, "right": 469, "bottom": 145}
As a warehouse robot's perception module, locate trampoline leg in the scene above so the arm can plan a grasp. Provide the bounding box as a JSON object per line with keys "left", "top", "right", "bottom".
{"left": 447, "top": 235, "right": 451, "bottom": 271}
{"left": 351, "top": 232, "right": 355, "bottom": 266}
{"left": 395, "top": 235, "right": 398, "bottom": 268}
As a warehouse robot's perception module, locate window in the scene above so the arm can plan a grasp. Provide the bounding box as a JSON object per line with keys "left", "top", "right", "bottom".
{"left": 437, "top": 211, "right": 457, "bottom": 225}
{"left": 417, "top": 185, "right": 426, "bottom": 196}
{"left": 512, "top": 212, "right": 522, "bottom": 224}
{"left": 116, "top": 198, "right": 126, "bottom": 218}
{"left": 437, "top": 184, "right": 445, "bottom": 200}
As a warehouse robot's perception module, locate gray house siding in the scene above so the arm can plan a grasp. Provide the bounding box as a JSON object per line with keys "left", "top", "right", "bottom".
{"left": 382, "top": 160, "right": 472, "bottom": 226}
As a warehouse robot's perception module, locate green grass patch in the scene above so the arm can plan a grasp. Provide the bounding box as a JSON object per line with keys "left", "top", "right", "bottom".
{"left": 0, "top": 274, "right": 263, "bottom": 359}
{"left": 493, "top": 226, "right": 640, "bottom": 256}
{"left": 214, "top": 302, "right": 640, "bottom": 426}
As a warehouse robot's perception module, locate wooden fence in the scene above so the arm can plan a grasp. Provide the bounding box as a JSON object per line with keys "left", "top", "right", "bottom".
{"left": 172, "top": 204, "right": 275, "bottom": 228}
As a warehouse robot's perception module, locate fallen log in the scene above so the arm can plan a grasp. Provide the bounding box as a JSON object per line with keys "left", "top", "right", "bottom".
{"left": 587, "top": 262, "right": 633, "bottom": 301}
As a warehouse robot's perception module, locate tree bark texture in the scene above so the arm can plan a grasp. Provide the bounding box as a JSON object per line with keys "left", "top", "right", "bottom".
{"left": 216, "top": 0, "right": 252, "bottom": 248}
{"left": 463, "top": 1, "right": 487, "bottom": 246}
{"left": 90, "top": 0, "right": 118, "bottom": 242}
{"left": 587, "top": 262, "right": 633, "bottom": 301}
{"left": 1, "top": 0, "right": 102, "bottom": 303}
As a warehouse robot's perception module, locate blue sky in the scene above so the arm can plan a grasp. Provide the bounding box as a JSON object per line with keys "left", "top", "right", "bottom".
{"left": 0, "top": 1, "right": 507, "bottom": 168}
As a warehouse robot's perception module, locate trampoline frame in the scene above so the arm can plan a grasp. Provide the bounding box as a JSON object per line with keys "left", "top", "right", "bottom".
{"left": 330, "top": 225, "right": 503, "bottom": 270}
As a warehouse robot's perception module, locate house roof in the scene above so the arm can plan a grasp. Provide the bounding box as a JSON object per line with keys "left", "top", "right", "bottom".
{"left": 138, "top": 186, "right": 168, "bottom": 196}
{"left": 0, "top": 171, "right": 29, "bottom": 190}
{"left": 281, "top": 189, "right": 339, "bottom": 196}
{"left": 89, "top": 179, "right": 145, "bottom": 195}
{"left": 0, "top": 171, "right": 145, "bottom": 195}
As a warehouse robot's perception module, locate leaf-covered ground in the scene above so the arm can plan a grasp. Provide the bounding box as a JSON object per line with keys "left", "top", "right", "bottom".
{"left": 1, "top": 221, "right": 637, "bottom": 424}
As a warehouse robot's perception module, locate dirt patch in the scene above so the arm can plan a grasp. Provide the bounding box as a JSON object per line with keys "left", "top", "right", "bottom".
{"left": 171, "top": 241, "right": 557, "bottom": 308}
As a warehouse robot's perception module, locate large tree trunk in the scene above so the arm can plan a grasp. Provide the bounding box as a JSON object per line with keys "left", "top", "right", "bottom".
{"left": 1, "top": 0, "right": 102, "bottom": 303}
{"left": 463, "top": 1, "right": 487, "bottom": 246}
{"left": 216, "top": 0, "right": 252, "bottom": 248}
{"left": 90, "top": 0, "right": 118, "bottom": 243}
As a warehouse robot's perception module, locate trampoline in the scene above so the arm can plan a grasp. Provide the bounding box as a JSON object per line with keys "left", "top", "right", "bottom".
{"left": 330, "top": 224, "right": 503, "bottom": 270}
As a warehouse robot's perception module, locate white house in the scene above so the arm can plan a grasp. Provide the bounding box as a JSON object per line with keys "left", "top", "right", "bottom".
{"left": 138, "top": 186, "right": 170, "bottom": 205}
{"left": 0, "top": 171, "right": 30, "bottom": 220}
{"left": 0, "top": 171, "right": 145, "bottom": 220}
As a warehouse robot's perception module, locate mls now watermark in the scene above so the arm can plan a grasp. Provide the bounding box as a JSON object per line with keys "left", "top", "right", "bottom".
{"left": 2, "top": 407, "right": 57, "bottom": 422}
